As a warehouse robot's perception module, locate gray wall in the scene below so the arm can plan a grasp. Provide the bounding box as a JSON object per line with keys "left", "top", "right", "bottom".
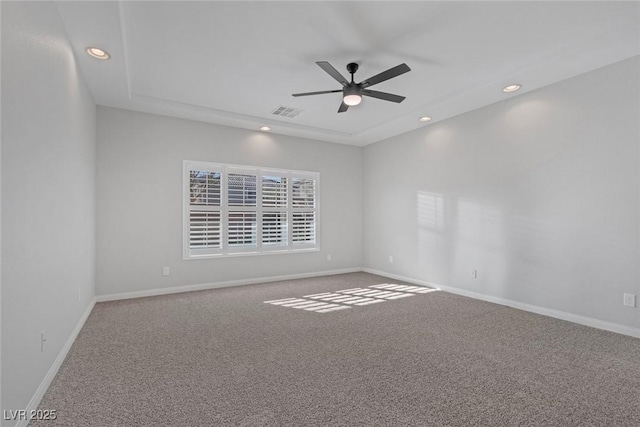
{"left": 363, "top": 56, "right": 640, "bottom": 331}
{"left": 96, "top": 107, "right": 363, "bottom": 296}
{"left": 1, "top": 1, "right": 96, "bottom": 422}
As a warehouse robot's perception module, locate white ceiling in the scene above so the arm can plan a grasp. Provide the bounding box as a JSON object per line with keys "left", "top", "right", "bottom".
{"left": 56, "top": 1, "right": 640, "bottom": 146}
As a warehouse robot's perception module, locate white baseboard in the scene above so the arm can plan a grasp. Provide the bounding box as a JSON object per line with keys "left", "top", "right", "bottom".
{"left": 96, "top": 268, "right": 362, "bottom": 302}
{"left": 363, "top": 267, "right": 640, "bottom": 339}
{"left": 363, "top": 268, "right": 443, "bottom": 291}
{"left": 17, "top": 297, "right": 97, "bottom": 427}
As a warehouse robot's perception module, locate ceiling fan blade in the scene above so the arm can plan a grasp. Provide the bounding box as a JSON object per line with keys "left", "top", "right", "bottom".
{"left": 362, "top": 89, "right": 406, "bottom": 103}
{"left": 292, "top": 89, "right": 342, "bottom": 97}
{"left": 360, "top": 63, "right": 411, "bottom": 88}
{"left": 338, "top": 101, "right": 349, "bottom": 113}
{"left": 316, "top": 61, "right": 349, "bottom": 86}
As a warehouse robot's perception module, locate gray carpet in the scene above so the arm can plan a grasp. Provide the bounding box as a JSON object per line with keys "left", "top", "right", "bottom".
{"left": 32, "top": 272, "right": 640, "bottom": 426}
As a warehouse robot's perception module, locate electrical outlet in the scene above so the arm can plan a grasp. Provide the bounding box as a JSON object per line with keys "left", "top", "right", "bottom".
{"left": 472, "top": 269, "right": 478, "bottom": 279}
{"left": 40, "top": 331, "right": 47, "bottom": 352}
{"left": 623, "top": 293, "right": 636, "bottom": 307}
{"left": 162, "top": 266, "right": 170, "bottom": 277}
{"left": 327, "top": 254, "right": 332, "bottom": 261}
{"left": 389, "top": 255, "right": 394, "bottom": 263}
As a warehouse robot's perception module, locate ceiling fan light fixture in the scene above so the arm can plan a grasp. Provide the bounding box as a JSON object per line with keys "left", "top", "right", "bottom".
{"left": 86, "top": 47, "right": 110, "bottom": 60}
{"left": 502, "top": 84, "right": 521, "bottom": 93}
{"left": 343, "top": 94, "right": 362, "bottom": 106}
{"left": 343, "top": 85, "right": 362, "bottom": 106}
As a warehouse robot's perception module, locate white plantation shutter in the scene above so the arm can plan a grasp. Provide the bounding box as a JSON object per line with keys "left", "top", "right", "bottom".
{"left": 292, "top": 177, "right": 316, "bottom": 208}
{"left": 262, "top": 174, "right": 288, "bottom": 208}
{"left": 189, "top": 211, "right": 221, "bottom": 249}
{"left": 186, "top": 165, "right": 223, "bottom": 256}
{"left": 228, "top": 211, "right": 257, "bottom": 248}
{"left": 184, "top": 161, "right": 318, "bottom": 258}
{"left": 262, "top": 173, "right": 288, "bottom": 249}
{"left": 190, "top": 171, "right": 221, "bottom": 206}
{"left": 262, "top": 212, "right": 288, "bottom": 246}
{"left": 292, "top": 212, "right": 316, "bottom": 245}
{"left": 228, "top": 172, "right": 257, "bottom": 207}
{"left": 226, "top": 168, "right": 258, "bottom": 253}
{"left": 291, "top": 176, "right": 317, "bottom": 247}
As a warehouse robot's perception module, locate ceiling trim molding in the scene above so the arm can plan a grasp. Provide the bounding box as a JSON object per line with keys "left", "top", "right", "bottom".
{"left": 116, "top": 0, "right": 133, "bottom": 100}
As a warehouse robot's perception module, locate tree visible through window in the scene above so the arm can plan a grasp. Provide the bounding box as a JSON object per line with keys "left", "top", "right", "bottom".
{"left": 184, "top": 161, "right": 318, "bottom": 258}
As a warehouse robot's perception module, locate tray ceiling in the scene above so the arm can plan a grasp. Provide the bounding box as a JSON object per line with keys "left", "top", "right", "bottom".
{"left": 56, "top": 1, "right": 640, "bottom": 146}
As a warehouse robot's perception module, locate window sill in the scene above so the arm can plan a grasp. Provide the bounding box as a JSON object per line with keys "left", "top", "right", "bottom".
{"left": 183, "top": 247, "right": 319, "bottom": 260}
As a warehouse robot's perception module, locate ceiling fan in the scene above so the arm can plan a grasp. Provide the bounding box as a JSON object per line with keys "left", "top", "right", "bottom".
{"left": 292, "top": 61, "right": 411, "bottom": 113}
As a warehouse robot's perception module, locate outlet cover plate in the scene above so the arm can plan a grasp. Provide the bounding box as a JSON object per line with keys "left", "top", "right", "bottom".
{"left": 623, "top": 293, "right": 636, "bottom": 307}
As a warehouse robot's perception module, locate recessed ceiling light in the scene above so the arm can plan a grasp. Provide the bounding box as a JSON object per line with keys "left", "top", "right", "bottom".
{"left": 419, "top": 116, "right": 432, "bottom": 122}
{"left": 259, "top": 126, "right": 271, "bottom": 131}
{"left": 86, "top": 47, "right": 110, "bottom": 60}
{"left": 502, "top": 84, "right": 521, "bottom": 93}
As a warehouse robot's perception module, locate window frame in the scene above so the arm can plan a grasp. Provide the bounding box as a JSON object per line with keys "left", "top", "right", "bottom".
{"left": 183, "top": 160, "right": 319, "bottom": 260}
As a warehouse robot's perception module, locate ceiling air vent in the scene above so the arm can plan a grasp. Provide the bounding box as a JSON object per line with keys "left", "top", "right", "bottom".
{"left": 271, "top": 105, "right": 303, "bottom": 118}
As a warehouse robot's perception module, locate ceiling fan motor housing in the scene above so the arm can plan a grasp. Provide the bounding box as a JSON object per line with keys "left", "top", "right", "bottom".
{"left": 343, "top": 85, "right": 361, "bottom": 97}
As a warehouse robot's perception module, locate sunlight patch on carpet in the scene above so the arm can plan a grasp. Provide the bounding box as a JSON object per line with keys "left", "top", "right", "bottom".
{"left": 264, "top": 283, "right": 438, "bottom": 313}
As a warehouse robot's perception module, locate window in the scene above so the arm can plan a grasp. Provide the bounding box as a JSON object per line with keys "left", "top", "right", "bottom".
{"left": 184, "top": 161, "right": 319, "bottom": 258}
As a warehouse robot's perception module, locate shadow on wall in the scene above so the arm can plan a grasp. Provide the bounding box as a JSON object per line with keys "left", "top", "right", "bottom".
{"left": 415, "top": 189, "right": 602, "bottom": 304}
{"left": 416, "top": 191, "right": 515, "bottom": 296}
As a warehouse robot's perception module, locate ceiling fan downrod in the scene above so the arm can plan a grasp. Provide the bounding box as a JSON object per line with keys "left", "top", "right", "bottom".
{"left": 346, "top": 62, "right": 359, "bottom": 83}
